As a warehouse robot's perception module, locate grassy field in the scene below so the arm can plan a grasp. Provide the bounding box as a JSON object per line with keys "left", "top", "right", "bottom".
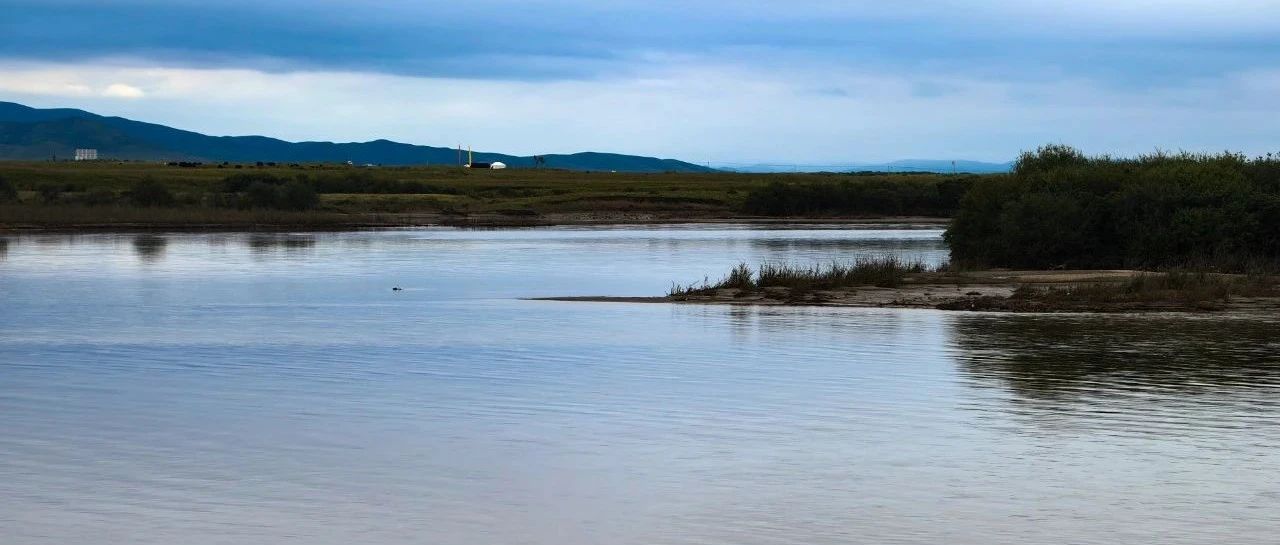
{"left": 0, "top": 161, "right": 969, "bottom": 229}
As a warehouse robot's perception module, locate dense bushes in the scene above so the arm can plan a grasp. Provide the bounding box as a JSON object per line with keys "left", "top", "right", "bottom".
{"left": 219, "top": 174, "right": 320, "bottom": 210}
{"left": 221, "top": 171, "right": 458, "bottom": 195}
{"left": 945, "top": 145, "right": 1280, "bottom": 270}
{"left": 307, "top": 172, "right": 459, "bottom": 195}
{"left": 0, "top": 176, "right": 16, "bottom": 202}
{"left": 742, "top": 176, "right": 976, "bottom": 217}
{"left": 129, "top": 179, "right": 175, "bottom": 207}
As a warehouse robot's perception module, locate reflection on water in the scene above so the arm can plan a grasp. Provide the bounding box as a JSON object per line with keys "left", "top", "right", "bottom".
{"left": 0, "top": 237, "right": 8, "bottom": 261}
{"left": 954, "top": 314, "right": 1280, "bottom": 400}
{"left": 247, "top": 233, "right": 316, "bottom": 256}
{"left": 952, "top": 313, "right": 1280, "bottom": 442}
{"left": 131, "top": 234, "right": 167, "bottom": 262}
{"left": 1, "top": 226, "right": 1277, "bottom": 545}
{"left": 748, "top": 236, "right": 944, "bottom": 255}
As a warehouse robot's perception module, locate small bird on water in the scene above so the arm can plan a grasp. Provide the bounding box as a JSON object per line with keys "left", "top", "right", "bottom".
{"left": 392, "top": 287, "right": 403, "bottom": 291}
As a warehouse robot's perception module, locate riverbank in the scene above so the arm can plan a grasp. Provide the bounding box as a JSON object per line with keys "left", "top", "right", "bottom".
{"left": 0, "top": 161, "right": 969, "bottom": 232}
{"left": 0, "top": 205, "right": 949, "bottom": 232}
{"left": 536, "top": 269, "right": 1280, "bottom": 313}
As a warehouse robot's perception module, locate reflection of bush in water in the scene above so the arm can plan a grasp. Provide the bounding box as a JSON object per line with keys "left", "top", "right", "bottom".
{"left": 0, "top": 238, "right": 8, "bottom": 260}
{"left": 951, "top": 315, "right": 1280, "bottom": 402}
{"left": 247, "top": 235, "right": 317, "bottom": 252}
{"left": 749, "top": 238, "right": 945, "bottom": 253}
{"left": 132, "top": 235, "right": 167, "bottom": 262}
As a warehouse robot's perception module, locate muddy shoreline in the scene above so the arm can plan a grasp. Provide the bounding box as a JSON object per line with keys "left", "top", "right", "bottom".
{"left": 533, "top": 270, "right": 1280, "bottom": 314}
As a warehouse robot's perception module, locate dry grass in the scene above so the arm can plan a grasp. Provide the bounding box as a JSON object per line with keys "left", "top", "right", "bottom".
{"left": 1011, "top": 271, "right": 1277, "bottom": 307}
{"left": 669, "top": 257, "right": 931, "bottom": 297}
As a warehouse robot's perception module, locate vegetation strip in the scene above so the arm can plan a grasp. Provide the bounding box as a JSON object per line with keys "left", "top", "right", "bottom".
{"left": 0, "top": 161, "right": 965, "bottom": 229}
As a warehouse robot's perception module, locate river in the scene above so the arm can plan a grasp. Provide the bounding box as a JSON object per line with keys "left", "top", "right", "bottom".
{"left": 1, "top": 225, "right": 1277, "bottom": 544}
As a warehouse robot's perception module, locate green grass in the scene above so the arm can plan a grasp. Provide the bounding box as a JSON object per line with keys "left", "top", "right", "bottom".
{"left": 0, "top": 204, "right": 370, "bottom": 228}
{"left": 0, "top": 161, "right": 972, "bottom": 227}
{"left": 669, "top": 257, "right": 932, "bottom": 297}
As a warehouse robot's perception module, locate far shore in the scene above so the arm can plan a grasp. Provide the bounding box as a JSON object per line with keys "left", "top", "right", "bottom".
{"left": 0, "top": 212, "right": 950, "bottom": 233}
{"left": 532, "top": 270, "right": 1280, "bottom": 314}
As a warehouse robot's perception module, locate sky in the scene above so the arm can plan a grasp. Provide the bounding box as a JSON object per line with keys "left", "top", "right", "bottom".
{"left": 2, "top": 0, "right": 1279, "bottom": 164}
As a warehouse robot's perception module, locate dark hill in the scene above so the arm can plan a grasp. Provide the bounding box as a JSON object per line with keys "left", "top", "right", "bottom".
{"left": 0, "top": 101, "right": 715, "bottom": 172}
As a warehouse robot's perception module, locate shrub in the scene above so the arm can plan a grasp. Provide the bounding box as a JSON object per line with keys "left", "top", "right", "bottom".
{"left": 741, "top": 176, "right": 976, "bottom": 217}
{"left": 84, "top": 187, "right": 117, "bottom": 206}
{"left": 0, "top": 176, "right": 16, "bottom": 202}
{"left": 244, "top": 181, "right": 281, "bottom": 209}
{"left": 129, "top": 179, "right": 175, "bottom": 207}
{"left": 221, "top": 172, "right": 285, "bottom": 193}
{"left": 38, "top": 183, "right": 63, "bottom": 203}
{"left": 277, "top": 180, "right": 320, "bottom": 211}
{"left": 945, "top": 145, "right": 1280, "bottom": 271}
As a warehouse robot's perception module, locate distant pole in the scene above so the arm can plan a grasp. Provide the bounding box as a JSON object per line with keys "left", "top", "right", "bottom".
{"left": 951, "top": 160, "right": 956, "bottom": 175}
{"left": 457, "top": 144, "right": 461, "bottom": 166}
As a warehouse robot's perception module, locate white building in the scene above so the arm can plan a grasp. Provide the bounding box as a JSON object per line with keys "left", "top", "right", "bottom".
{"left": 74, "top": 149, "right": 98, "bottom": 161}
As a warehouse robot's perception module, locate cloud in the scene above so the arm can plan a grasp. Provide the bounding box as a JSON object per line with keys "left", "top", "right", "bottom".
{"left": 101, "top": 83, "right": 144, "bottom": 98}
{"left": 2, "top": 0, "right": 1278, "bottom": 86}
{"left": 3, "top": 2, "right": 1279, "bottom": 162}
{"left": 2, "top": 59, "right": 1279, "bottom": 163}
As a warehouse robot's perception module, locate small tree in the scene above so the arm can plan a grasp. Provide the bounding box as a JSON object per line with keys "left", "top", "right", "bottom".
{"left": 1013, "top": 144, "right": 1089, "bottom": 176}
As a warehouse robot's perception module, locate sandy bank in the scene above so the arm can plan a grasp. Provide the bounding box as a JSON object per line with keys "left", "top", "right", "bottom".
{"left": 533, "top": 270, "right": 1280, "bottom": 313}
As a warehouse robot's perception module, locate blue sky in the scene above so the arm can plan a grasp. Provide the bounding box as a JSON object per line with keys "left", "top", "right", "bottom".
{"left": 2, "top": 0, "right": 1279, "bottom": 163}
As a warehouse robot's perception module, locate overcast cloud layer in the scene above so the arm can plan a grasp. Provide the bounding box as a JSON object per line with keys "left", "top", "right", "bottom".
{"left": 2, "top": 0, "right": 1278, "bottom": 163}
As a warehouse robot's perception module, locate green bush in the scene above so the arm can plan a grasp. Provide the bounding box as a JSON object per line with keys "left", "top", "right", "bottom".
{"left": 945, "top": 145, "right": 1280, "bottom": 270}
{"left": 38, "top": 183, "right": 63, "bottom": 203}
{"left": 741, "top": 176, "right": 977, "bottom": 217}
{"left": 84, "top": 187, "right": 117, "bottom": 206}
{"left": 221, "top": 172, "right": 286, "bottom": 193}
{"left": 277, "top": 180, "right": 320, "bottom": 211}
{"left": 244, "top": 181, "right": 281, "bottom": 209}
{"left": 219, "top": 171, "right": 459, "bottom": 196}
{"left": 129, "top": 179, "right": 175, "bottom": 207}
{"left": 0, "top": 176, "right": 16, "bottom": 202}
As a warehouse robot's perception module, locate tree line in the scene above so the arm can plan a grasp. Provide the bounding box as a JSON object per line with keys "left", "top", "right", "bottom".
{"left": 741, "top": 175, "right": 977, "bottom": 217}
{"left": 944, "top": 145, "right": 1280, "bottom": 270}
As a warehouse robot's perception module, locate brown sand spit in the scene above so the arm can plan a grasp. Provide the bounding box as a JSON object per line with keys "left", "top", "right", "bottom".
{"left": 535, "top": 268, "right": 1280, "bottom": 313}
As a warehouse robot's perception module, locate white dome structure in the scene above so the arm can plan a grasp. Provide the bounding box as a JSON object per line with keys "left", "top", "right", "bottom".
{"left": 490, "top": 162, "right": 507, "bottom": 170}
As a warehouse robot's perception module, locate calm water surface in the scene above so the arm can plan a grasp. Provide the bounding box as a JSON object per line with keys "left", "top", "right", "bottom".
{"left": 1, "top": 225, "right": 1277, "bottom": 544}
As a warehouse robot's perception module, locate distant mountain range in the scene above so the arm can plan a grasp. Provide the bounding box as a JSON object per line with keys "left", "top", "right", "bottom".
{"left": 0, "top": 101, "right": 715, "bottom": 172}
{"left": 0, "top": 101, "right": 1013, "bottom": 174}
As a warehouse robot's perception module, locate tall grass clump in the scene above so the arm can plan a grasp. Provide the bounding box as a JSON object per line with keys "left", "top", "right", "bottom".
{"left": 946, "top": 145, "right": 1280, "bottom": 271}
{"left": 668, "top": 256, "right": 930, "bottom": 297}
